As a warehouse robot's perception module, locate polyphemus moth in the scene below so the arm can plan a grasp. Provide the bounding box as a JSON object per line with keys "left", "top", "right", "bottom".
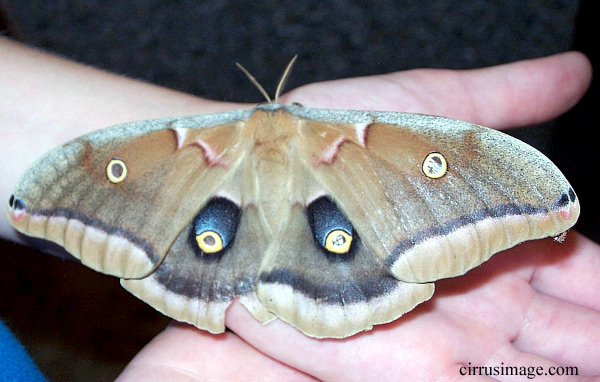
{"left": 7, "top": 58, "right": 579, "bottom": 338}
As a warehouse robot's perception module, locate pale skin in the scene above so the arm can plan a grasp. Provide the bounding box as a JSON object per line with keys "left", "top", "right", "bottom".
{"left": 1, "top": 37, "right": 598, "bottom": 380}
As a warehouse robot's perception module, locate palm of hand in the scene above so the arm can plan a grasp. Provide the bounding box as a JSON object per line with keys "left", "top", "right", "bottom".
{"left": 115, "top": 53, "right": 599, "bottom": 381}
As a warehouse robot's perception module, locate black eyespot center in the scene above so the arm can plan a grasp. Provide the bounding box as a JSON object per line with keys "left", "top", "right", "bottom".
{"left": 111, "top": 163, "right": 124, "bottom": 178}
{"left": 204, "top": 235, "right": 216, "bottom": 246}
{"left": 332, "top": 233, "right": 346, "bottom": 246}
{"left": 8, "top": 194, "right": 14, "bottom": 208}
{"left": 106, "top": 157, "right": 128, "bottom": 183}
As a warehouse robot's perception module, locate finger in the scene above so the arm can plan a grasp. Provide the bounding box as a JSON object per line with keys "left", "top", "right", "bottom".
{"left": 451, "top": 51, "right": 591, "bottom": 128}
{"left": 115, "top": 323, "right": 317, "bottom": 382}
{"left": 486, "top": 345, "right": 590, "bottom": 381}
{"left": 226, "top": 300, "right": 481, "bottom": 381}
{"left": 226, "top": 300, "right": 527, "bottom": 382}
{"left": 529, "top": 232, "right": 600, "bottom": 311}
{"left": 435, "top": 253, "right": 600, "bottom": 377}
{"left": 434, "top": 233, "right": 600, "bottom": 315}
{"left": 283, "top": 51, "right": 592, "bottom": 129}
{"left": 226, "top": 302, "right": 340, "bottom": 380}
{"left": 511, "top": 293, "right": 600, "bottom": 376}
{"left": 433, "top": 237, "right": 600, "bottom": 377}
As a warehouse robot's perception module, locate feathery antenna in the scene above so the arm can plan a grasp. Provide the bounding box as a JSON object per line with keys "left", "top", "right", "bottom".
{"left": 236, "top": 55, "right": 298, "bottom": 104}
{"left": 274, "top": 55, "right": 298, "bottom": 103}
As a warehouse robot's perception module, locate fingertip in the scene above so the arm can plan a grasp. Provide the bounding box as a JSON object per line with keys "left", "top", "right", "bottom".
{"left": 558, "top": 50, "right": 592, "bottom": 82}
{"left": 457, "top": 51, "right": 593, "bottom": 129}
{"left": 548, "top": 50, "right": 592, "bottom": 109}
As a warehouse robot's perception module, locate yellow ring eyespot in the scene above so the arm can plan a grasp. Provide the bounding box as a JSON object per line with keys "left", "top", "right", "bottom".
{"left": 106, "top": 158, "right": 128, "bottom": 183}
{"left": 196, "top": 230, "right": 224, "bottom": 254}
{"left": 422, "top": 152, "right": 447, "bottom": 179}
{"left": 325, "top": 230, "right": 352, "bottom": 254}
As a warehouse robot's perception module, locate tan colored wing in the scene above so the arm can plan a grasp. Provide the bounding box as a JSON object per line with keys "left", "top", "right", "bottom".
{"left": 291, "top": 107, "right": 579, "bottom": 283}
{"left": 121, "top": 203, "right": 275, "bottom": 333}
{"left": 7, "top": 110, "right": 251, "bottom": 278}
{"left": 256, "top": 204, "right": 433, "bottom": 338}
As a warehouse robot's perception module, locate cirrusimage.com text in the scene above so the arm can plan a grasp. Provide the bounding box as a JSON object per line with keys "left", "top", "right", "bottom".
{"left": 459, "top": 362, "right": 578, "bottom": 379}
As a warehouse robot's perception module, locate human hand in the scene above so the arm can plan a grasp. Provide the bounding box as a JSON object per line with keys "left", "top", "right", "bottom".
{"left": 118, "top": 52, "right": 598, "bottom": 381}
{"left": 1, "top": 38, "right": 596, "bottom": 380}
{"left": 119, "top": 232, "right": 599, "bottom": 381}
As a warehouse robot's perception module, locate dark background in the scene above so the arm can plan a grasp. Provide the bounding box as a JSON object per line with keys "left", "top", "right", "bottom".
{"left": 0, "top": 1, "right": 597, "bottom": 381}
